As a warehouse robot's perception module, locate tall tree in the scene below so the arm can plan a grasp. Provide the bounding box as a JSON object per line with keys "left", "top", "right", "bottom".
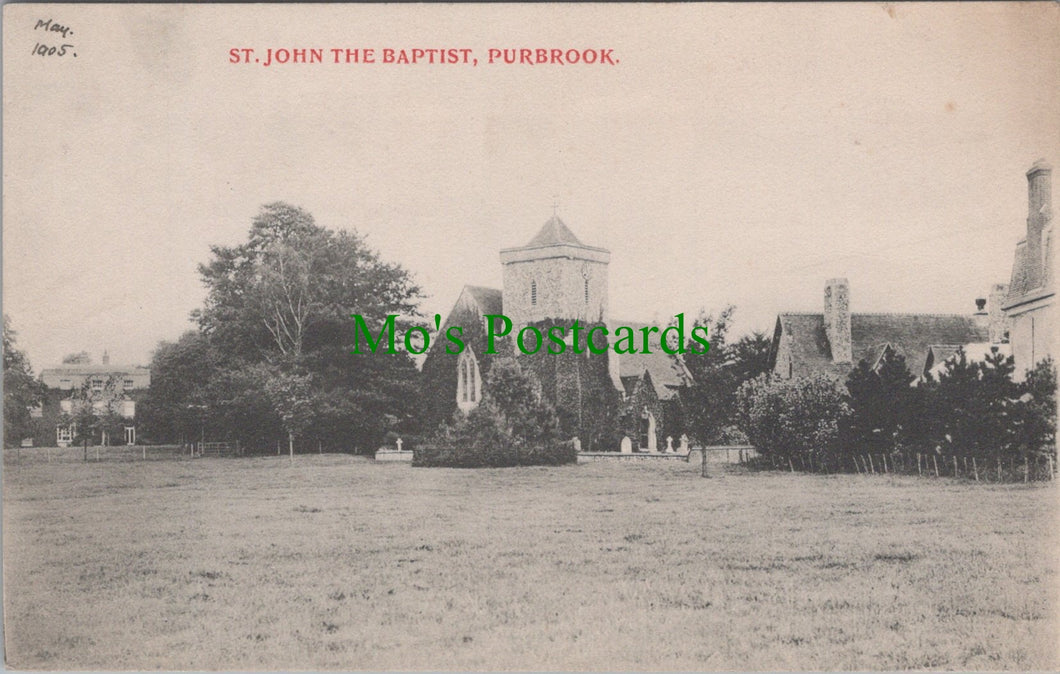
{"left": 3, "top": 316, "right": 44, "bottom": 447}
{"left": 191, "top": 202, "right": 424, "bottom": 453}
{"left": 674, "top": 308, "right": 773, "bottom": 444}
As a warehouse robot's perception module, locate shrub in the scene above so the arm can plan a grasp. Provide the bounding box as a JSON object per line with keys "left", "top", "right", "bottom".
{"left": 735, "top": 373, "right": 850, "bottom": 459}
{"left": 413, "top": 358, "right": 573, "bottom": 468}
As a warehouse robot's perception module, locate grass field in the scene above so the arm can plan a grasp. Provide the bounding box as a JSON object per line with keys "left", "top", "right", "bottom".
{"left": 3, "top": 450, "right": 1057, "bottom": 671}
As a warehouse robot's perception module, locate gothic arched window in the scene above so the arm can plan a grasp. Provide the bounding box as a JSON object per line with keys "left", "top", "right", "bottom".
{"left": 584, "top": 278, "right": 590, "bottom": 304}
{"left": 457, "top": 350, "right": 481, "bottom": 411}
{"left": 531, "top": 280, "right": 537, "bottom": 306}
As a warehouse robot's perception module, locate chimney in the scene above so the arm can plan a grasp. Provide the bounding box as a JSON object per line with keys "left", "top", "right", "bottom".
{"left": 987, "top": 283, "right": 1010, "bottom": 344}
{"left": 974, "top": 298, "right": 987, "bottom": 314}
{"left": 823, "top": 278, "right": 852, "bottom": 363}
{"left": 102, "top": 349, "right": 110, "bottom": 365}
{"left": 1026, "top": 159, "right": 1052, "bottom": 288}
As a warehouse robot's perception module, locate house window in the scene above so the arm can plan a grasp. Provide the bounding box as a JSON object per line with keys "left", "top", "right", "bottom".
{"left": 91, "top": 378, "right": 104, "bottom": 392}
{"left": 531, "top": 280, "right": 537, "bottom": 306}
{"left": 584, "top": 278, "right": 589, "bottom": 304}
{"left": 124, "top": 426, "right": 136, "bottom": 445}
{"left": 59, "top": 378, "right": 71, "bottom": 389}
{"left": 122, "top": 400, "right": 136, "bottom": 418}
{"left": 124, "top": 379, "right": 134, "bottom": 390}
{"left": 29, "top": 404, "right": 43, "bottom": 418}
{"left": 60, "top": 399, "right": 72, "bottom": 414}
{"left": 57, "top": 426, "right": 72, "bottom": 444}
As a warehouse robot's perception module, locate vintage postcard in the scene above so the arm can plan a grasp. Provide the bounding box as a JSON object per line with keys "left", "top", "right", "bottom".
{"left": 3, "top": 2, "right": 1058, "bottom": 671}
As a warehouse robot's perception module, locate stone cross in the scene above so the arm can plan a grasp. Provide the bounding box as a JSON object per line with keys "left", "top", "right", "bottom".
{"left": 666, "top": 436, "right": 674, "bottom": 452}
{"left": 396, "top": 438, "right": 403, "bottom": 452}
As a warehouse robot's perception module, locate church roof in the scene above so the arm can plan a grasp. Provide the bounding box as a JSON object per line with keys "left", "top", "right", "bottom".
{"left": 524, "top": 216, "right": 584, "bottom": 248}
{"left": 462, "top": 285, "right": 503, "bottom": 315}
{"left": 607, "top": 321, "right": 694, "bottom": 400}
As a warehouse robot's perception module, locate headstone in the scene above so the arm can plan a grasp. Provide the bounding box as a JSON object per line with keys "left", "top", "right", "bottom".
{"left": 572, "top": 437, "right": 582, "bottom": 452}
{"left": 666, "top": 436, "right": 674, "bottom": 452}
{"left": 396, "top": 438, "right": 403, "bottom": 452}
{"left": 679, "top": 434, "right": 690, "bottom": 452}
{"left": 620, "top": 436, "right": 632, "bottom": 454}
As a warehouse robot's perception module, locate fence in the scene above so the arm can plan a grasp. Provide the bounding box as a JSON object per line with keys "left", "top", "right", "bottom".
{"left": 4, "top": 444, "right": 189, "bottom": 465}
{"left": 195, "top": 441, "right": 243, "bottom": 458}
{"left": 753, "top": 450, "right": 1056, "bottom": 483}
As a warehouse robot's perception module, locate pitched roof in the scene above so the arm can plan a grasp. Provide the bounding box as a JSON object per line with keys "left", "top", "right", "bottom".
{"left": 778, "top": 312, "right": 990, "bottom": 378}
{"left": 524, "top": 216, "right": 584, "bottom": 248}
{"left": 462, "top": 285, "right": 503, "bottom": 316}
{"left": 607, "top": 321, "right": 694, "bottom": 399}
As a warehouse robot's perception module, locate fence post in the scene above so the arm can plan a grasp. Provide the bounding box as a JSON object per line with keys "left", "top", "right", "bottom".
{"left": 143, "top": 445, "right": 146, "bottom": 461}
{"left": 997, "top": 455, "right": 1002, "bottom": 482}
{"left": 917, "top": 453, "right": 922, "bottom": 477}
{"left": 972, "top": 457, "right": 979, "bottom": 482}
{"left": 1049, "top": 455, "right": 1055, "bottom": 480}
{"left": 789, "top": 457, "right": 795, "bottom": 473}
{"left": 867, "top": 454, "right": 874, "bottom": 474}
{"left": 933, "top": 455, "right": 939, "bottom": 478}
{"left": 1024, "top": 455, "right": 1029, "bottom": 483}
{"left": 952, "top": 456, "right": 958, "bottom": 478}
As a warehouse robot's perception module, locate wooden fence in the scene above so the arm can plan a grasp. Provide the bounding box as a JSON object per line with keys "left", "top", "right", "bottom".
{"left": 756, "top": 450, "right": 1056, "bottom": 482}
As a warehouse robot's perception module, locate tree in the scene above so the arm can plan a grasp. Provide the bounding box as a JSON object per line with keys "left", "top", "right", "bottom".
{"left": 189, "top": 202, "right": 424, "bottom": 454}
{"left": 675, "top": 308, "right": 773, "bottom": 444}
{"left": 138, "top": 331, "right": 222, "bottom": 445}
{"left": 3, "top": 316, "right": 44, "bottom": 447}
{"left": 1016, "top": 357, "right": 1056, "bottom": 456}
{"left": 844, "top": 349, "right": 918, "bottom": 454}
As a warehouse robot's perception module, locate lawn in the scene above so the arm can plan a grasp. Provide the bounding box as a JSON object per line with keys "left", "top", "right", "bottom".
{"left": 3, "top": 450, "right": 1057, "bottom": 670}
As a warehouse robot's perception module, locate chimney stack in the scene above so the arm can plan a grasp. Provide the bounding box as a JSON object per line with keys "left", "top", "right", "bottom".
{"left": 987, "top": 283, "right": 1010, "bottom": 344}
{"left": 823, "top": 278, "right": 852, "bottom": 363}
{"left": 1026, "top": 159, "right": 1052, "bottom": 288}
{"left": 974, "top": 298, "right": 987, "bottom": 314}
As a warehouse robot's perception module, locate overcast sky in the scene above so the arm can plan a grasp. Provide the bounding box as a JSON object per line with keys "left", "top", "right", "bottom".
{"left": 4, "top": 3, "right": 1059, "bottom": 369}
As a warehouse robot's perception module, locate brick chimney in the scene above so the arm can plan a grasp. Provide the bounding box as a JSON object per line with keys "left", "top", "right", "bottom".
{"left": 1026, "top": 159, "right": 1052, "bottom": 288}
{"left": 823, "top": 278, "right": 852, "bottom": 363}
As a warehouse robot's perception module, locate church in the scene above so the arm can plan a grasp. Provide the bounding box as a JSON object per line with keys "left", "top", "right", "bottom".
{"left": 420, "top": 215, "right": 693, "bottom": 452}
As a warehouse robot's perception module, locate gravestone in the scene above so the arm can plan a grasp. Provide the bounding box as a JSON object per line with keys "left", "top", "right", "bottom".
{"left": 572, "top": 436, "right": 581, "bottom": 452}
{"left": 666, "top": 436, "right": 674, "bottom": 452}
{"left": 679, "top": 434, "right": 690, "bottom": 452}
{"left": 395, "top": 438, "right": 403, "bottom": 452}
{"left": 620, "top": 436, "right": 632, "bottom": 454}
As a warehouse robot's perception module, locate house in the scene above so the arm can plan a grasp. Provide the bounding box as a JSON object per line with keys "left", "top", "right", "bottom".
{"left": 768, "top": 278, "right": 1002, "bottom": 381}
{"left": 421, "top": 215, "right": 691, "bottom": 452}
{"left": 1002, "top": 159, "right": 1054, "bottom": 379}
{"left": 32, "top": 351, "right": 151, "bottom": 447}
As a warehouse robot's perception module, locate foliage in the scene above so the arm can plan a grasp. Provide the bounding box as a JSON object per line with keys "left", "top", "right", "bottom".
{"left": 1015, "top": 357, "right": 1056, "bottom": 456}
{"left": 145, "top": 202, "right": 425, "bottom": 454}
{"left": 3, "top": 316, "right": 44, "bottom": 447}
{"left": 734, "top": 373, "right": 850, "bottom": 459}
{"left": 415, "top": 358, "right": 572, "bottom": 467}
{"left": 677, "top": 305, "right": 773, "bottom": 444}
{"left": 844, "top": 349, "right": 924, "bottom": 453}
{"left": 138, "top": 330, "right": 222, "bottom": 444}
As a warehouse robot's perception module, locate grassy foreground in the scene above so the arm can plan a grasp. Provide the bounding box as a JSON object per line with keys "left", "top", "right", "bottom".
{"left": 3, "top": 451, "right": 1057, "bottom": 670}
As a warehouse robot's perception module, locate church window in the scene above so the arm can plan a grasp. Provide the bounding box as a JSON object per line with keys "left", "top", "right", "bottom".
{"left": 457, "top": 350, "right": 481, "bottom": 411}
{"left": 584, "top": 278, "right": 589, "bottom": 304}
{"left": 531, "top": 280, "right": 537, "bottom": 306}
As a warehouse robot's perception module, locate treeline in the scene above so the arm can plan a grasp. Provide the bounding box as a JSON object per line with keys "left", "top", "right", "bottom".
{"left": 735, "top": 348, "right": 1057, "bottom": 476}
{"left": 137, "top": 203, "right": 425, "bottom": 455}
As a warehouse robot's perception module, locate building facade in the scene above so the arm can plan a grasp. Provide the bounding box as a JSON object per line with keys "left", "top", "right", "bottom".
{"left": 31, "top": 353, "right": 151, "bottom": 447}
{"left": 1002, "top": 159, "right": 1054, "bottom": 379}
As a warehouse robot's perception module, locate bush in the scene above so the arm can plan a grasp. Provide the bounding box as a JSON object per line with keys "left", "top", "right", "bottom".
{"left": 414, "top": 358, "right": 574, "bottom": 468}
{"left": 734, "top": 373, "right": 850, "bottom": 460}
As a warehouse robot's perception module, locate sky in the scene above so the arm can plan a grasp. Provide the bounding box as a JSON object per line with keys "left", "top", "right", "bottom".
{"left": 3, "top": 3, "right": 1059, "bottom": 369}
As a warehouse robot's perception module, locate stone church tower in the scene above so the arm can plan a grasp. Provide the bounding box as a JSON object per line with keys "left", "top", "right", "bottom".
{"left": 499, "top": 215, "right": 611, "bottom": 331}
